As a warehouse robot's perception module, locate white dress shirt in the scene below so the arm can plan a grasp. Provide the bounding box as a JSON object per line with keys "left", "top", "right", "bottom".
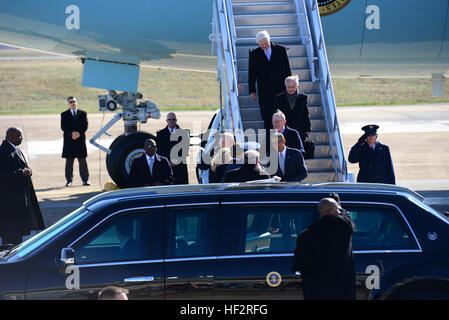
{"left": 146, "top": 154, "right": 155, "bottom": 175}
{"left": 278, "top": 147, "right": 287, "bottom": 174}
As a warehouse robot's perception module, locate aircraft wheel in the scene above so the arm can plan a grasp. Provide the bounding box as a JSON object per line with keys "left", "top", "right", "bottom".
{"left": 106, "top": 132, "right": 155, "bottom": 188}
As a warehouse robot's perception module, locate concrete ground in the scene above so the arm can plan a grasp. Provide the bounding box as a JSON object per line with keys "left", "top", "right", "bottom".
{"left": 0, "top": 104, "right": 448, "bottom": 228}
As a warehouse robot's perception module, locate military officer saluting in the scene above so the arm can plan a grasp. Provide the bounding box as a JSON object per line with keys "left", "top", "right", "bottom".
{"left": 348, "top": 124, "right": 395, "bottom": 185}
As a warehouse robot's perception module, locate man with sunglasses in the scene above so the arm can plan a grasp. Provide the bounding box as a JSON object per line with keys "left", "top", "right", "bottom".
{"left": 61, "top": 96, "right": 90, "bottom": 187}
{"left": 155, "top": 112, "right": 189, "bottom": 184}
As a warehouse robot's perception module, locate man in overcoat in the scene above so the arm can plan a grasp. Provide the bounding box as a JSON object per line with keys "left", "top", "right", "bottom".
{"left": 155, "top": 112, "right": 189, "bottom": 185}
{"left": 248, "top": 30, "right": 291, "bottom": 131}
{"left": 0, "top": 128, "right": 45, "bottom": 245}
{"left": 291, "top": 198, "right": 355, "bottom": 300}
{"left": 61, "top": 96, "right": 89, "bottom": 186}
{"left": 348, "top": 124, "right": 395, "bottom": 184}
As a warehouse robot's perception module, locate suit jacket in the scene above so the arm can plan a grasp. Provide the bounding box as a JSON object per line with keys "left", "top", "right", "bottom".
{"left": 128, "top": 153, "right": 173, "bottom": 187}
{"left": 281, "top": 126, "right": 305, "bottom": 153}
{"left": 291, "top": 211, "right": 355, "bottom": 300}
{"left": 248, "top": 42, "right": 292, "bottom": 111}
{"left": 348, "top": 141, "right": 395, "bottom": 184}
{"left": 275, "top": 91, "right": 311, "bottom": 141}
{"left": 155, "top": 126, "right": 189, "bottom": 184}
{"left": 61, "top": 108, "right": 88, "bottom": 158}
{"left": 0, "top": 140, "right": 45, "bottom": 237}
{"left": 223, "top": 164, "right": 270, "bottom": 183}
{"left": 274, "top": 147, "right": 308, "bottom": 182}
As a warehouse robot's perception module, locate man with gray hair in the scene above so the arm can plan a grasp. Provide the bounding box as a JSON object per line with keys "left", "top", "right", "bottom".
{"left": 223, "top": 150, "right": 270, "bottom": 183}
{"left": 291, "top": 197, "right": 355, "bottom": 299}
{"left": 248, "top": 30, "right": 291, "bottom": 132}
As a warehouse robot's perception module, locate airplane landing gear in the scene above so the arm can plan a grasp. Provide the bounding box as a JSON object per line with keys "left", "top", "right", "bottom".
{"left": 90, "top": 91, "right": 161, "bottom": 188}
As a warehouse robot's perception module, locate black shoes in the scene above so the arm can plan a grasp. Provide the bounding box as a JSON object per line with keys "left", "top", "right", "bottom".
{"left": 66, "top": 181, "right": 72, "bottom": 187}
{"left": 83, "top": 181, "right": 91, "bottom": 186}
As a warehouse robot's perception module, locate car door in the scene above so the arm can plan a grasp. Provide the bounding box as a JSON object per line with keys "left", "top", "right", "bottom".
{"left": 164, "top": 200, "right": 218, "bottom": 299}
{"left": 343, "top": 202, "right": 422, "bottom": 299}
{"left": 25, "top": 206, "right": 164, "bottom": 299}
{"left": 216, "top": 200, "right": 319, "bottom": 300}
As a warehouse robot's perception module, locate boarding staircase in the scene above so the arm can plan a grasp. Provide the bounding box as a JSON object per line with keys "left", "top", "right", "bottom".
{"left": 212, "top": 0, "right": 349, "bottom": 182}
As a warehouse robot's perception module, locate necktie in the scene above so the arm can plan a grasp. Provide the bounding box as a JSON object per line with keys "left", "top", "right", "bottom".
{"left": 148, "top": 157, "right": 154, "bottom": 175}
{"left": 17, "top": 147, "right": 27, "bottom": 165}
{"left": 72, "top": 110, "right": 77, "bottom": 119}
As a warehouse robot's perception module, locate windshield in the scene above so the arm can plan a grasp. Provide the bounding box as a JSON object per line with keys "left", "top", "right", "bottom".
{"left": 4, "top": 206, "right": 91, "bottom": 261}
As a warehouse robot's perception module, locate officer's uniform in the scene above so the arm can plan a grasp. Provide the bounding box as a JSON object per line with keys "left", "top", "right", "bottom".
{"left": 348, "top": 125, "right": 395, "bottom": 185}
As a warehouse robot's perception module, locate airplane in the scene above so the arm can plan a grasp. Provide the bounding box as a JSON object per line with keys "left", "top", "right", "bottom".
{"left": 0, "top": 0, "right": 448, "bottom": 187}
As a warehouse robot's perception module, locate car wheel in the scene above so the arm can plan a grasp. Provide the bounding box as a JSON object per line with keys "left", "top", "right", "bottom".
{"left": 397, "top": 290, "right": 449, "bottom": 300}
{"left": 106, "top": 132, "right": 155, "bottom": 188}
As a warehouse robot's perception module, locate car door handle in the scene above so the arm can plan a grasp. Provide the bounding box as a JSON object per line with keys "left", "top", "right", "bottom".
{"left": 124, "top": 276, "right": 154, "bottom": 282}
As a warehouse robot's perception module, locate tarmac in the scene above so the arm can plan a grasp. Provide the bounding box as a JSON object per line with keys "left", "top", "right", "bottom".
{"left": 0, "top": 103, "right": 448, "bottom": 228}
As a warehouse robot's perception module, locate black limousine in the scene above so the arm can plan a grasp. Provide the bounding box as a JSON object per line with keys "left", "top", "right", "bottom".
{"left": 1, "top": 182, "right": 448, "bottom": 300}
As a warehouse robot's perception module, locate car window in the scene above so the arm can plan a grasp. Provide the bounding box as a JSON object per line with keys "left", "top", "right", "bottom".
{"left": 346, "top": 205, "right": 415, "bottom": 250}
{"left": 240, "top": 205, "right": 318, "bottom": 254}
{"left": 167, "top": 207, "right": 215, "bottom": 258}
{"left": 74, "top": 213, "right": 150, "bottom": 264}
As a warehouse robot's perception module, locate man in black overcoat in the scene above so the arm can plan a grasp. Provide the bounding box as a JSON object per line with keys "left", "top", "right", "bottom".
{"left": 248, "top": 30, "right": 292, "bottom": 131}
{"left": 0, "top": 128, "right": 45, "bottom": 245}
{"left": 270, "top": 132, "right": 308, "bottom": 182}
{"left": 61, "top": 96, "right": 89, "bottom": 186}
{"left": 128, "top": 139, "right": 173, "bottom": 187}
{"left": 292, "top": 198, "right": 355, "bottom": 300}
{"left": 348, "top": 124, "right": 395, "bottom": 184}
{"left": 223, "top": 150, "right": 270, "bottom": 183}
{"left": 155, "top": 112, "right": 189, "bottom": 185}
{"left": 274, "top": 75, "right": 311, "bottom": 142}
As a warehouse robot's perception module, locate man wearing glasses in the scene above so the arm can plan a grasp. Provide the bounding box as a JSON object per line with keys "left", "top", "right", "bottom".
{"left": 61, "top": 96, "right": 90, "bottom": 187}
{"left": 155, "top": 112, "right": 189, "bottom": 184}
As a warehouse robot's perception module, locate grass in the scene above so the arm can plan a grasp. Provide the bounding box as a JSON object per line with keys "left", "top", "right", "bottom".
{"left": 0, "top": 51, "right": 448, "bottom": 114}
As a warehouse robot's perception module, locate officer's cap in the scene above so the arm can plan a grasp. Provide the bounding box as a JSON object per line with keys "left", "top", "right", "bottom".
{"left": 361, "top": 124, "right": 379, "bottom": 135}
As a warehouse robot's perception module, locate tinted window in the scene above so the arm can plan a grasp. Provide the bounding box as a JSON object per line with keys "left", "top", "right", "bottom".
{"left": 74, "top": 213, "right": 150, "bottom": 264}
{"left": 240, "top": 205, "right": 318, "bottom": 254}
{"left": 167, "top": 206, "right": 216, "bottom": 258}
{"left": 346, "top": 206, "right": 415, "bottom": 250}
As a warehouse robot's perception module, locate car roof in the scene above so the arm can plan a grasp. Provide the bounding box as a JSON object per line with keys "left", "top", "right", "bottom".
{"left": 83, "top": 182, "right": 424, "bottom": 208}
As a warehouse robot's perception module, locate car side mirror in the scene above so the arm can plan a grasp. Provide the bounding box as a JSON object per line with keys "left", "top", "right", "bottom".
{"left": 60, "top": 247, "right": 75, "bottom": 267}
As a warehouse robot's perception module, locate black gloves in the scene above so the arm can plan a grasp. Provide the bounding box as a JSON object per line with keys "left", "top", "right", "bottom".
{"left": 357, "top": 133, "right": 368, "bottom": 145}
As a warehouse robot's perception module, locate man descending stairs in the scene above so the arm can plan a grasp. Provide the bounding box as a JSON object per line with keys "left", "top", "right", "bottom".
{"left": 231, "top": 0, "right": 338, "bottom": 182}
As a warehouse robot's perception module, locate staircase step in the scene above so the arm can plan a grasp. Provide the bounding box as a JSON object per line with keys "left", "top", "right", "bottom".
{"left": 237, "top": 56, "right": 308, "bottom": 71}
{"left": 236, "top": 35, "right": 301, "bottom": 46}
{"left": 236, "top": 43, "right": 306, "bottom": 58}
{"left": 234, "top": 13, "right": 298, "bottom": 26}
{"left": 238, "top": 81, "right": 320, "bottom": 95}
{"left": 235, "top": 24, "right": 299, "bottom": 38}
{"left": 303, "top": 171, "right": 337, "bottom": 183}
{"left": 305, "top": 158, "right": 339, "bottom": 170}
{"left": 232, "top": 2, "right": 297, "bottom": 15}
{"left": 232, "top": 0, "right": 295, "bottom": 3}
{"left": 238, "top": 68, "right": 310, "bottom": 83}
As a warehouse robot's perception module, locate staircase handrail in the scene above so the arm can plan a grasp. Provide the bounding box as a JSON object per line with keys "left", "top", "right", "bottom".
{"left": 303, "top": 0, "right": 348, "bottom": 181}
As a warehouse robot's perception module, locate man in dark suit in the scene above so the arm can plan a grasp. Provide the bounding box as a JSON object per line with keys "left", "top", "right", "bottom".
{"left": 248, "top": 30, "right": 292, "bottom": 131}
{"left": 155, "top": 112, "right": 189, "bottom": 185}
{"left": 275, "top": 75, "right": 311, "bottom": 142}
{"left": 291, "top": 198, "right": 355, "bottom": 300}
{"left": 272, "top": 110, "right": 305, "bottom": 153}
{"left": 0, "top": 128, "right": 45, "bottom": 245}
{"left": 223, "top": 150, "right": 270, "bottom": 183}
{"left": 61, "top": 96, "right": 89, "bottom": 186}
{"left": 348, "top": 124, "right": 395, "bottom": 184}
{"left": 128, "top": 139, "right": 173, "bottom": 187}
{"left": 114, "top": 218, "right": 141, "bottom": 261}
{"left": 271, "top": 132, "right": 308, "bottom": 182}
